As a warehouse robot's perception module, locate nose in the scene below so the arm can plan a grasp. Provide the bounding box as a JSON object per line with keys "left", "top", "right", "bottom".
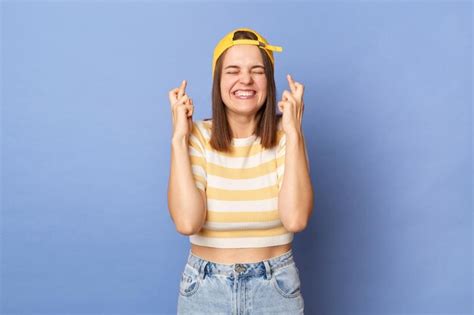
{"left": 239, "top": 71, "right": 253, "bottom": 84}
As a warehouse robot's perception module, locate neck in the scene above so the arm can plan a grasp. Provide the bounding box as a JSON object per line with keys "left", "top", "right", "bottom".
{"left": 226, "top": 113, "right": 257, "bottom": 138}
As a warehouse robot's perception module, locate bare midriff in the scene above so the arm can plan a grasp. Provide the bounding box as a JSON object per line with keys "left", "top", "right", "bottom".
{"left": 190, "top": 243, "right": 292, "bottom": 264}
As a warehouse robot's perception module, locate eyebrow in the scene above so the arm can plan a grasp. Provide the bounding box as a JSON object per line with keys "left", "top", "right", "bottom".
{"left": 224, "top": 65, "right": 265, "bottom": 70}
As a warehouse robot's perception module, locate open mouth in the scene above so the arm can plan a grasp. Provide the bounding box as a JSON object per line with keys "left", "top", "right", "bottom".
{"left": 233, "top": 90, "right": 257, "bottom": 99}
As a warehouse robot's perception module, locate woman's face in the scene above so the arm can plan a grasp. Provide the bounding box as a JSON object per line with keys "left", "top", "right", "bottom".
{"left": 220, "top": 45, "right": 268, "bottom": 118}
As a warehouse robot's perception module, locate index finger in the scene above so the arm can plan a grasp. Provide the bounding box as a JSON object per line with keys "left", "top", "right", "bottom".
{"left": 287, "top": 74, "right": 297, "bottom": 95}
{"left": 178, "top": 80, "right": 187, "bottom": 98}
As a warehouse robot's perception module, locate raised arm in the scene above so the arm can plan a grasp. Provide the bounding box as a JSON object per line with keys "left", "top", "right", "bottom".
{"left": 167, "top": 80, "right": 207, "bottom": 235}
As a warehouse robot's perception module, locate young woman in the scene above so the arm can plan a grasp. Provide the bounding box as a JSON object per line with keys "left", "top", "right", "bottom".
{"left": 168, "top": 27, "right": 313, "bottom": 314}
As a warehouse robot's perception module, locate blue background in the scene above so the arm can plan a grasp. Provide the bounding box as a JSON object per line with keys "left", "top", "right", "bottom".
{"left": 1, "top": 1, "right": 472, "bottom": 314}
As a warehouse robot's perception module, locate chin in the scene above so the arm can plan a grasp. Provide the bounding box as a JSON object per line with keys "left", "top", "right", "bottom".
{"left": 227, "top": 106, "right": 259, "bottom": 116}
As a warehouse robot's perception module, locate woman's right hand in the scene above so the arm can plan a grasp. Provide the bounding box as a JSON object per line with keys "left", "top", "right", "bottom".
{"left": 169, "top": 80, "right": 194, "bottom": 140}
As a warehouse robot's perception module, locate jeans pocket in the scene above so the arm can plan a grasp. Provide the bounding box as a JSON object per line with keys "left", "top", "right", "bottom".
{"left": 179, "top": 263, "right": 201, "bottom": 297}
{"left": 270, "top": 262, "right": 302, "bottom": 298}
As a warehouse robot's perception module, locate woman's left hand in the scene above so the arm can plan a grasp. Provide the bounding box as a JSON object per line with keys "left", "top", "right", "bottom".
{"left": 278, "top": 74, "right": 305, "bottom": 136}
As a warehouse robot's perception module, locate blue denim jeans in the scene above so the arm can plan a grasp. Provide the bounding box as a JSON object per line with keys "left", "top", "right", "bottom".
{"left": 177, "top": 248, "right": 304, "bottom": 314}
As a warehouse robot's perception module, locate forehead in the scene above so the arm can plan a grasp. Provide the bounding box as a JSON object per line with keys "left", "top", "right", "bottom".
{"left": 222, "top": 45, "right": 263, "bottom": 66}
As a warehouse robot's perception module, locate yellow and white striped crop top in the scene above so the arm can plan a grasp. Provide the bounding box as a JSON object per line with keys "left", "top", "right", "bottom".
{"left": 187, "top": 119, "right": 295, "bottom": 248}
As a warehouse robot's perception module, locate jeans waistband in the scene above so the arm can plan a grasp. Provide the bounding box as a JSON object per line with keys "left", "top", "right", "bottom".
{"left": 185, "top": 248, "right": 295, "bottom": 280}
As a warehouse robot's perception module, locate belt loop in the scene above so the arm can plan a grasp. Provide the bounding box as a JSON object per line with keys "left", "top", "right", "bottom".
{"left": 199, "top": 261, "right": 209, "bottom": 280}
{"left": 263, "top": 260, "right": 272, "bottom": 280}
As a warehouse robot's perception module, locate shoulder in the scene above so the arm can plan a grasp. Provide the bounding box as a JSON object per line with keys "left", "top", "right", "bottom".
{"left": 192, "top": 119, "right": 212, "bottom": 142}
{"left": 191, "top": 119, "right": 208, "bottom": 130}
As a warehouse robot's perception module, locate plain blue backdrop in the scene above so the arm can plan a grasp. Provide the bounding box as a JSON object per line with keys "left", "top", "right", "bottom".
{"left": 1, "top": 1, "right": 472, "bottom": 314}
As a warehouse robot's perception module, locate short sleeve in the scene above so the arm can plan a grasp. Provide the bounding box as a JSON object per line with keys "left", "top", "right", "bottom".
{"left": 275, "top": 132, "right": 310, "bottom": 191}
{"left": 188, "top": 122, "right": 207, "bottom": 192}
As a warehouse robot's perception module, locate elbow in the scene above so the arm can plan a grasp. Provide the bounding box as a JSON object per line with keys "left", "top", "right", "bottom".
{"left": 173, "top": 213, "right": 205, "bottom": 236}
{"left": 282, "top": 206, "right": 313, "bottom": 233}
{"left": 284, "top": 219, "right": 308, "bottom": 233}
{"left": 175, "top": 223, "right": 193, "bottom": 235}
{"left": 168, "top": 194, "right": 207, "bottom": 236}
{"left": 175, "top": 222, "right": 202, "bottom": 236}
{"left": 168, "top": 208, "right": 197, "bottom": 235}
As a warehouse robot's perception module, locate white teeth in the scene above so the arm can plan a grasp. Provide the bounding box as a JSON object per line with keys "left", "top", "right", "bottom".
{"left": 234, "top": 90, "right": 256, "bottom": 97}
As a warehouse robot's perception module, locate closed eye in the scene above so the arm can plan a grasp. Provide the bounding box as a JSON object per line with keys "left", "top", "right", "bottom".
{"left": 225, "top": 71, "right": 264, "bottom": 75}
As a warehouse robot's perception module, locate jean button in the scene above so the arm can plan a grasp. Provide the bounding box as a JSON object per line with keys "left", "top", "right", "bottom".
{"left": 235, "top": 264, "right": 247, "bottom": 273}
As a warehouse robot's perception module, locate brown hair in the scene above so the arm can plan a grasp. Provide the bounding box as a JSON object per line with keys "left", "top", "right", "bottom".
{"left": 207, "top": 30, "right": 281, "bottom": 153}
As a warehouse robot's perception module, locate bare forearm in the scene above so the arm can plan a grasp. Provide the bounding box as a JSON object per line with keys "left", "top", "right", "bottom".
{"left": 168, "top": 136, "right": 206, "bottom": 235}
{"left": 278, "top": 131, "right": 314, "bottom": 232}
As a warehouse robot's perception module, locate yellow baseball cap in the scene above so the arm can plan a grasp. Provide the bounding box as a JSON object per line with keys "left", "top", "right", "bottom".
{"left": 212, "top": 27, "right": 283, "bottom": 78}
